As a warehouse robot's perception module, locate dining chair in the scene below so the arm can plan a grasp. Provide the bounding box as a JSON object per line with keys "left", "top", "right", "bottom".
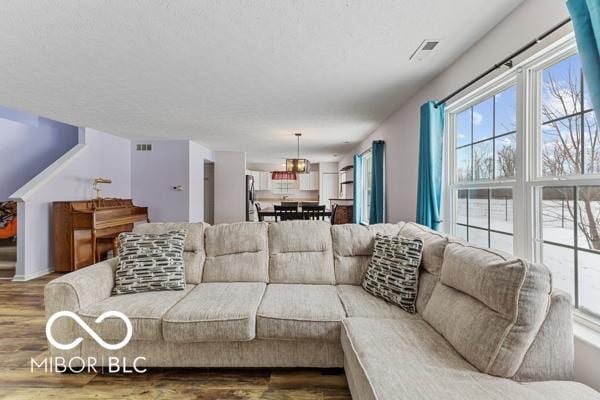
{"left": 301, "top": 201, "right": 319, "bottom": 207}
{"left": 302, "top": 205, "right": 326, "bottom": 221}
{"left": 329, "top": 203, "right": 338, "bottom": 225}
{"left": 274, "top": 205, "right": 300, "bottom": 221}
{"left": 255, "top": 202, "right": 263, "bottom": 222}
{"left": 280, "top": 201, "right": 299, "bottom": 209}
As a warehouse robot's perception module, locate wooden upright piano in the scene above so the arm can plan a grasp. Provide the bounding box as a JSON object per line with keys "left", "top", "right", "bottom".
{"left": 53, "top": 199, "right": 149, "bottom": 272}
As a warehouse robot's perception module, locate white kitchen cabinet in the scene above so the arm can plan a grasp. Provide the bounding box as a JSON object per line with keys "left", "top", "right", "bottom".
{"left": 272, "top": 179, "right": 298, "bottom": 194}
{"left": 247, "top": 170, "right": 262, "bottom": 189}
{"left": 298, "top": 173, "right": 310, "bottom": 190}
{"left": 259, "top": 171, "right": 271, "bottom": 190}
{"left": 320, "top": 173, "right": 339, "bottom": 205}
{"left": 309, "top": 171, "right": 319, "bottom": 190}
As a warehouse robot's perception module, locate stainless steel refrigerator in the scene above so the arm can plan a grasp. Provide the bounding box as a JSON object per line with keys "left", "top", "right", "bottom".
{"left": 245, "top": 174, "right": 255, "bottom": 222}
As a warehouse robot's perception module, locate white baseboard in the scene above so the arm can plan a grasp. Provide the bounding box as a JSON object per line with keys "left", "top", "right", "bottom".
{"left": 12, "top": 268, "right": 53, "bottom": 282}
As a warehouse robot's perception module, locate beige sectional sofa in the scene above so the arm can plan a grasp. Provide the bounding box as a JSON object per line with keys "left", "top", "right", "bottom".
{"left": 45, "top": 220, "right": 600, "bottom": 399}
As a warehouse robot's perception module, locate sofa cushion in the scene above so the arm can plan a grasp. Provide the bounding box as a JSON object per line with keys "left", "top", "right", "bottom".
{"left": 268, "top": 221, "right": 335, "bottom": 284}
{"left": 257, "top": 284, "right": 345, "bottom": 341}
{"left": 162, "top": 282, "right": 266, "bottom": 342}
{"left": 342, "top": 318, "right": 600, "bottom": 400}
{"left": 415, "top": 270, "right": 439, "bottom": 314}
{"left": 203, "top": 222, "right": 269, "bottom": 282}
{"left": 134, "top": 222, "right": 207, "bottom": 284}
{"left": 399, "top": 222, "right": 447, "bottom": 276}
{"left": 77, "top": 285, "right": 194, "bottom": 341}
{"left": 513, "top": 289, "right": 575, "bottom": 381}
{"left": 362, "top": 233, "right": 423, "bottom": 313}
{"left": 336, "top": 285, "right": 419, "bottom": 319}
{"left": 113, "top": 230, "right": 187, "bottom": 295}
{"left": 331, "top": 224, "right": 372, "bottom": 285}
{"left": 422, "top": 241, "right": 552, "bottom": 377}
{"left": 331, "top": 223, "right": 404, "bottom": 285}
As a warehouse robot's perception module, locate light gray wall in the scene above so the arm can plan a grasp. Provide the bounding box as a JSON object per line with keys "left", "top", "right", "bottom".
{"left": 214, "top": 151, "right": 246, "bottom": 224}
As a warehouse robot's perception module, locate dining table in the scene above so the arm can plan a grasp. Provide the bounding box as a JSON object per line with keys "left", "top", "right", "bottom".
{"left": 257, "top": 206, "right": 332, "bottom": 221}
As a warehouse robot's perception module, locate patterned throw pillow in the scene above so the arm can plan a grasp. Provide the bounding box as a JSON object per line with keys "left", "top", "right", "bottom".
{"left": 362, "top": 233, "right": 424, "bottom": 313}
{"left": 113, "top": 230, "right": 187, "bottom": 295}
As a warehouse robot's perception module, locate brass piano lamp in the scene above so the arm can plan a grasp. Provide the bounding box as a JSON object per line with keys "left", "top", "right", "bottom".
{"left": 93, "top": 178, "right": 112, "bottom": 200}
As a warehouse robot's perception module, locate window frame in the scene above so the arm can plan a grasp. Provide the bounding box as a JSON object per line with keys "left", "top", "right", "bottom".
{"left": 444, "top": 33, "right": 600, "bottom": 328}
{"left": 360, "top": 149, "right": 373, "bottom": 225}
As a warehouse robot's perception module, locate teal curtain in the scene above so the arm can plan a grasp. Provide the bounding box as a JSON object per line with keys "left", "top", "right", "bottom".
{"left": 353, "top": 154, "right": 363, "bottom": 223}
{"left": 416, "top": 101, "right": 445, "bottom": 230}
{"left": 369, "top": 141, "right": 385, "bottom": 224}
{"left": 567, "top": 0, "right": 600, "bottom": 123}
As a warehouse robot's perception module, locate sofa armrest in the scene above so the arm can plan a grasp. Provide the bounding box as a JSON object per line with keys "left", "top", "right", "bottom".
{"left": 44, "top": 258, "right": 116, "bottom": 359}
{"left": 45, "top": 258, "right": 117, "bottom": 314}
{"left": 513, "top": 289, "right": 574, "bottom": 381}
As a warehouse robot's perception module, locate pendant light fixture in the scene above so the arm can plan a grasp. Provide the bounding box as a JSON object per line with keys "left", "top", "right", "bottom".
{"left": 286, "top": 133, "right": 310, "bottom": 173}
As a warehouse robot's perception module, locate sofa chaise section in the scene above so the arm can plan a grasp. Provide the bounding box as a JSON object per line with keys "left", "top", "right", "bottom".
{"left": 342, "top": 317, "right": 600, "bottom": 400}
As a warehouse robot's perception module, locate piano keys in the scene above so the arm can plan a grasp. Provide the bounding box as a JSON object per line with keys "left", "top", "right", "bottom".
{"left": 53, "top": 199, "right": 149, "bottom": 272}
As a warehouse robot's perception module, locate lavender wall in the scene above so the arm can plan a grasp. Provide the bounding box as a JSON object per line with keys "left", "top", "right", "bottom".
{"left": 131, "top": 140, "right": 213, "bottom": 223}
{"left": 131, "top": 140, "right": 189, "bottom": 222}
{"left": 0, "top": 114, "right": 78, "bottom": 200}
{"left": 13, "top": 128, "right": 131, "bottom": 280}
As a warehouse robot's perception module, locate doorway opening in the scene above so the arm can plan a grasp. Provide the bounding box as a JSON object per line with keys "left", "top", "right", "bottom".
{"left": 204, "top": 161, "right": 215, "bottom": 225}
{"left": 0, "top": 201, "right": 17, "bottom": 280}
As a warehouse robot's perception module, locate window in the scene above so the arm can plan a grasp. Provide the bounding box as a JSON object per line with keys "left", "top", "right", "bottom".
{"left": 446, "top": 37, "right": 599, "bottom": 322}
{"left": 456, "top": 188, "right": 514, "bottom": 253}
{"left": 361, "top": 150, "right": 373, "bottom": 224}
{"left": 451, "top": 83, "right": 517, "bottom": 253}
{"left": 536, "top": 53, "right": 599, "bottom": 317}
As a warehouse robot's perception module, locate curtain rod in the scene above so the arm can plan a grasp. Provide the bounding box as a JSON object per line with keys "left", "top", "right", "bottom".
{"left": 435, "top": 17, "right": 572, "bottom": 108}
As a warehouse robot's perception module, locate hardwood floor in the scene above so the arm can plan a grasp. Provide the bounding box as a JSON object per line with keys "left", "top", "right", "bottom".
{"left": 0, "top": 274, "right": 351, "bottom": 399}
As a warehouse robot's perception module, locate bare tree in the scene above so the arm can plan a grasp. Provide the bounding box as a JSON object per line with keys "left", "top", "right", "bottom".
{"left": 473, "top": 144, "right": 493, "bottom": 180}
{"left": 496, "top": 145, "right": 516, "bottom": 178}
{"left": 540, "top": 66, "right": 600, "bottom": 250}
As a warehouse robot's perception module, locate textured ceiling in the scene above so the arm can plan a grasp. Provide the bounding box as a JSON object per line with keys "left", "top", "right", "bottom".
{"left": 0, "top": 0, "right": 523, "bottom": 162}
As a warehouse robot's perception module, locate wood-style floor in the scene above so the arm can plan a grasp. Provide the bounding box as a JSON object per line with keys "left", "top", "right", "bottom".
{"left": 0, "top": 274, "right": 351, "bottom": 399}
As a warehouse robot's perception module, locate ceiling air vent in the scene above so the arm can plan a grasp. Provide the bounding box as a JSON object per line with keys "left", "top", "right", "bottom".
{"left": 136, "top": 143, "right": 152, "bottom": 151}
{"left": 409, "top": 40, "right": 441, "bottom": 61}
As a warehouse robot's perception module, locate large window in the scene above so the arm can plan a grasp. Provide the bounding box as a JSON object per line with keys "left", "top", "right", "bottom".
{"left": 452, "top": 82, "right": 517, "bottom": 252}
{"left": 446, "top": 37, "right": 599, "bottom": 322}
{"left": 361, "top": 150, "right": 373, "bottom": 224}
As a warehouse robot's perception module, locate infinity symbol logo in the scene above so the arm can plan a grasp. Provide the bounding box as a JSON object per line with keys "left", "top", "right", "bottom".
{"left": 46, "top": 311, "right": 133, "bottom": 350}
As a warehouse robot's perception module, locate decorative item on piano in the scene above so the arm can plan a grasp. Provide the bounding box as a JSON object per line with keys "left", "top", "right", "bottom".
{"left": 92, "top": 177, "right": 112, "bottom": 200}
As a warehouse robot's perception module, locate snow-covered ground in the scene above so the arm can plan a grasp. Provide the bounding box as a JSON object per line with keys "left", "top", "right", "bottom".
{"left": 455, "top": 198, "right": 600, "bottom": 317}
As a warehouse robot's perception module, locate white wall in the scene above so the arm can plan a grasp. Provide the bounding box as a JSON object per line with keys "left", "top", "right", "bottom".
{"left": 11, "top": 128, "right": 131, "bottom": 280}
{"left": 214, "top": 151, "right": 246, "bottom": 224}
{"left": 339, "top": 0, "right": 571, "bottom": 224}
{"left": 338, "top": 0, "right": 600, "bottom": 390}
